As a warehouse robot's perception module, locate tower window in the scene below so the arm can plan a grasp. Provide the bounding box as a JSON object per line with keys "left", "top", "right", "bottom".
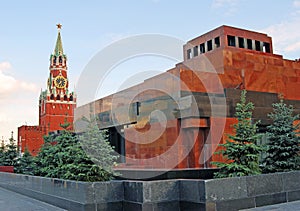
{"left": 59, "top": 56, "right": 63, "bottom": 64}
{"left": 238, "top": 37, "right": 245, "bottom": 48}
{"left": 193, "top": 46, "right": 198, "bottom": 57}
{"left": 53, "top": 56, "right": 57, "bottom": 64}
{"left": 214, "top": 37, "right": 220, "bottom": 48}
{"left": 69, "top": 95, "right": 73, "bottom": 101}
{"left": 207, "top": 40, "right": 213, "bottom": 51}
{"left": 56, "top": 95, "right": 60, "bottom": 100}
{"left": 227, "top": 35, "right": 236, "bottom": 47}
{"left": 247, "top": 39, "right": 253, "bottom": 50}
{"left": 200, "top": 43, "right": 205, "bottom": 53}
{"left": 50, "top": 94, "right": 54, "bottom": 100}
{"left": 64, "top": 95, "right": 68, "bottom": 101}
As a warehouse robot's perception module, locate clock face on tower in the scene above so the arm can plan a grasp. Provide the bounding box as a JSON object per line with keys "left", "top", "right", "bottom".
{"left": 54, "top": 76, "right": 67, "bottom": 88}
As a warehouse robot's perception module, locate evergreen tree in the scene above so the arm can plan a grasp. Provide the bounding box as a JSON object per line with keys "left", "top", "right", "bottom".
{"left": 15, "top": 148, "right": 35, "bottom": 175}
{"left": 0, "top": 144, "right": 5, "bottom": 165}
{"left": 2, "top": 132, "right": 18, "bottom": 166}
{"left": 35, "top": 121, "right": 118, "bottom": 181}
{"left": 34, "top": 134, "right": 57, "bottom": 177}
{"left": 78, "top": 116, "right": 119, "bottom": 176}
{"left": 262, "top": 99, "right": 300, "bottom": 173}
{"left": 213, "top": 90, "right": 262, "bottom": 178}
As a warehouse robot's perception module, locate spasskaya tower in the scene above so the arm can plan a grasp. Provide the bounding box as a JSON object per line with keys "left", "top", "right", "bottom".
{"left": 18, "top": 24, "right": 76, "bottom": 155}
{"left": 39, "top": 24, "right": 76, "bottom": 133}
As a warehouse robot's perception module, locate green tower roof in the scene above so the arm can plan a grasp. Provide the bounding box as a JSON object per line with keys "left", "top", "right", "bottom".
{"left": 54, "top": 24, "right": 64, "bottom": 56}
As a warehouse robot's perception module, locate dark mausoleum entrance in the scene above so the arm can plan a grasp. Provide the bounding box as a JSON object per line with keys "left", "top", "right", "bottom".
{"left": 108, "top": 127, "right": 126, "bottom": 163}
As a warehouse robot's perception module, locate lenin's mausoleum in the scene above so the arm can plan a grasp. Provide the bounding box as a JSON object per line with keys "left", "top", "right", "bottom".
{"left": 75, "top": 25, "right": 300, "bottom": 170}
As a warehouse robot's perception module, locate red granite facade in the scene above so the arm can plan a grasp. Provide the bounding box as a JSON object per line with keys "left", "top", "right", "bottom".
{"left": 75, "top": 25, "right": 300, "bottom": 169}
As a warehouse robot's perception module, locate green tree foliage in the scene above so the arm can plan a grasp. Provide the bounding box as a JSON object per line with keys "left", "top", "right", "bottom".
{"left": 1, "top": 132, "right": 18, "bottom": 166}
{"left": 261, "top": 99, "right": 300, "bottom": 173}
{"left": 0, "top": 144, "right": 5, "bottom": 165}
{"left": 78, "top": 116, "right": 119, "bottom": 176}
{"left": 213, "top": 90, "right": 262, "bottom": 178}
{"left": 15, "top": 148, "right": 35, "bottom": 175}
{"left": 35, "top": 119, "right": 118, "bottom": 181}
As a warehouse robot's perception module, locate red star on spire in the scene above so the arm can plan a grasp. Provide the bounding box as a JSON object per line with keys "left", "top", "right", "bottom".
{"left": 56, "top": 23, "right": 62, "bottom": 30}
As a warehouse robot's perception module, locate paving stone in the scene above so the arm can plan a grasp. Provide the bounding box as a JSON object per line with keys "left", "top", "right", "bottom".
{"left": 255, "top": 192, "right": 287, "bottom": 207}
{"left": 180, "top": 180, "right": 205, "bottom": 203}
{"left": 216, "top": 197, "right": 255, "bottom": 211}
{"left": 205, "top": 176, "right": 247, "bottom": 201}
{"left": 124, "top": 181, "right": 143, "bottom": 202}
{"left": 94, "top": 181, "right": 124, "bottom": 203}
{"left": 246, "top": 173, "right": 283, "bottom": 197}
{"left": 282, "top": 171, "right": 300, "bottom": 192}
{"left": 241, "top": 200, "right": 300, "bottom": 211}
{"left": 287, "top": 190, "right": 300, "bottom": 202}
{"left": 0, "top": 187, "right": 66, "bottom": 211}
{"left": 143, "top": 180, "right": 179, "bottom": 202}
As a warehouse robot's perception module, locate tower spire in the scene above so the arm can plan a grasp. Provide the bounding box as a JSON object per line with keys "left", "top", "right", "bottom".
{"left": 54, "top": 23, "right": 63, "bottom": 56}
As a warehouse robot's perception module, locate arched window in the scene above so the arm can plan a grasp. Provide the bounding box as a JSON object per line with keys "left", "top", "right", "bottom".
{"left": 59, "top": 56, "right": 63, "bottom": 64}
{"left": 53, "top": 56, "right": 57, "bottom": 64}
{"left": 50, "top": 94, "right": 54, "bottom": 100}
{"left": 56, "top": 95, "right": 60, "bottom": 100}
{"left": 64, "top": 95, "right": 68, "bottom": 101}
{"left": 69, "top": 95, "right": 73, "bottom": 101}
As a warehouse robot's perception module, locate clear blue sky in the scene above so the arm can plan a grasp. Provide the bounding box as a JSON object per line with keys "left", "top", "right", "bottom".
{"left": 0, "top": 0, "right": 300, "bottom": 140}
